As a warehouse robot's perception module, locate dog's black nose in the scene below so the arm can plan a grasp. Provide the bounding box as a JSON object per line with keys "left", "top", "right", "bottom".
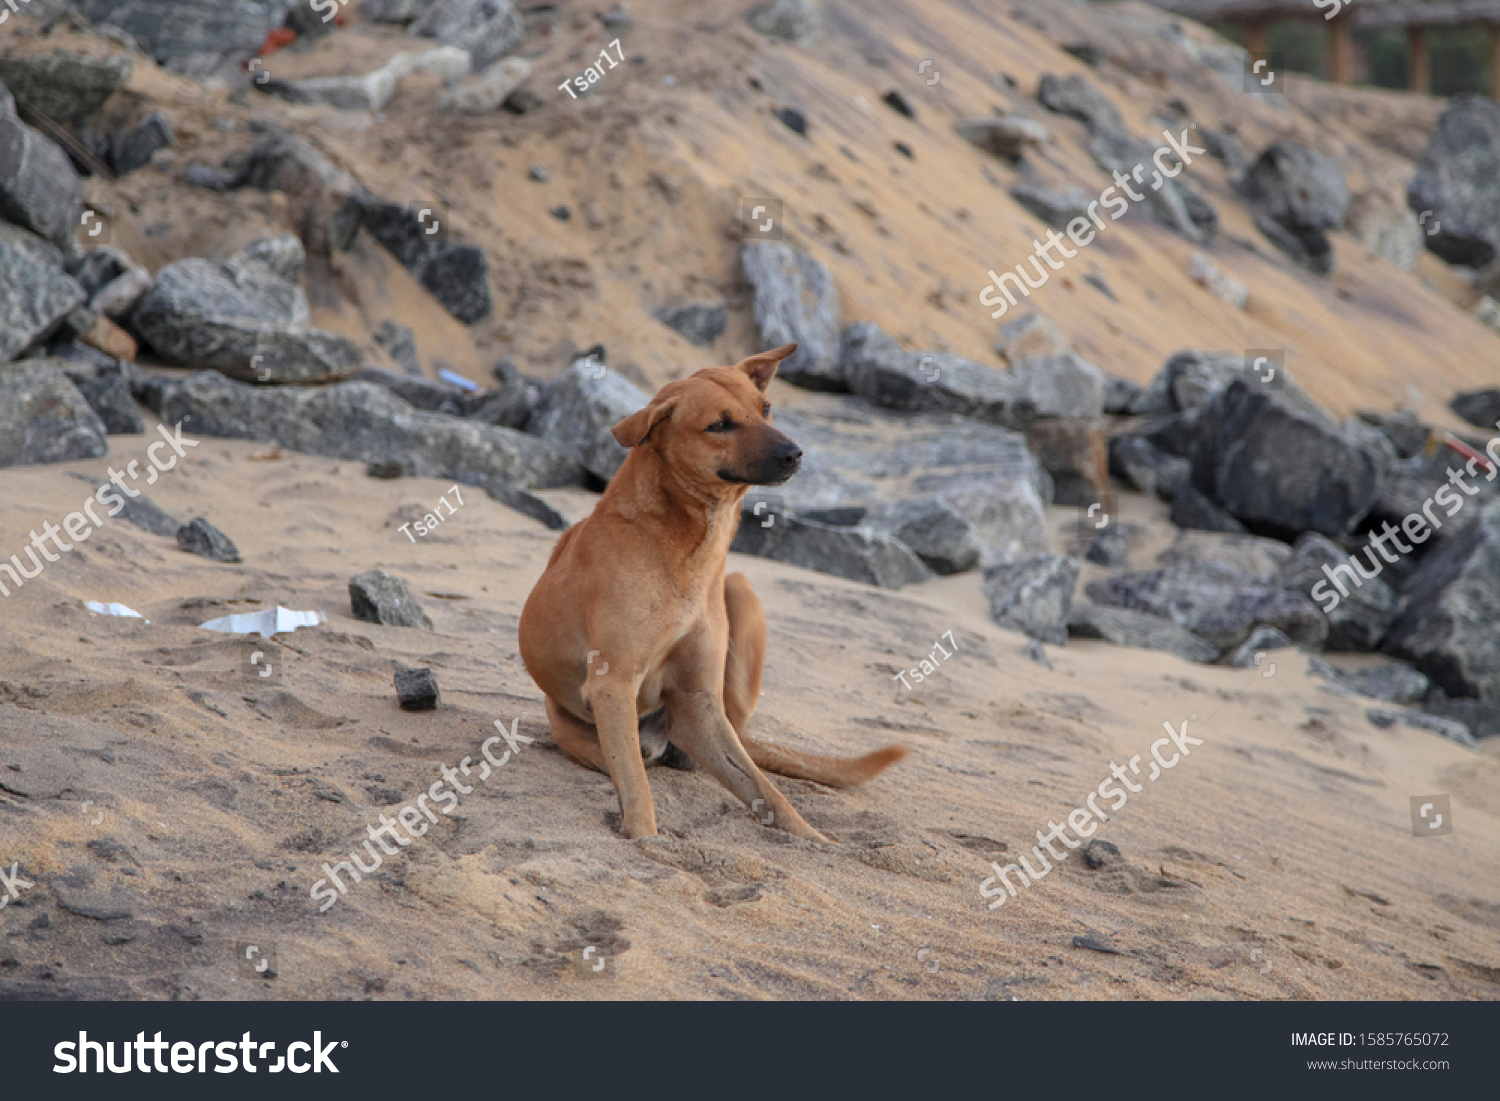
{"left": 777, "top": 446, "right": 803, "bottom": 472}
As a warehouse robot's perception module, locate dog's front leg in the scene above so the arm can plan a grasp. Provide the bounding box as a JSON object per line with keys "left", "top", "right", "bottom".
{"left": 587, "top": 678, "right": 657, "bottom": 838}
{"left": 667, "top": 689, "right": 830, "bottom": 843}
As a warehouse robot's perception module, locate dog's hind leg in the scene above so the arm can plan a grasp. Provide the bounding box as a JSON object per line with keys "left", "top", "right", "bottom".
{"left": 546, "top": 696, "right": 609, "bottom": 774}
{"left": 724, "top": 572, "right": 909, "bottom": 789}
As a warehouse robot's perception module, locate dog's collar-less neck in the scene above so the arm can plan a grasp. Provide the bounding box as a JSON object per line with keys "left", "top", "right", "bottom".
{"left": 607, "top": 448, "right": 743, "bottom": 571}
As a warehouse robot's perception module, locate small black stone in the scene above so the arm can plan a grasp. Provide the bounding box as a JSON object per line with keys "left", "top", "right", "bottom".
{"left": 882, "top": 90, "right": 915, "bottom": 118}
{"left": 549, "top": 205, "right": 571, "bottom": 221}
{"left": 775, "top": 106, "right": 807, "bottom": 135}
{"left": 366, "top": 460, "right": 412, "bottom": 480}
{"left": 893, "top": 141, "right": 914, "bottom": 160}
{"left": 1083, "top": 839, "right": 1123, "bottom": 869}
{"left": 394, "top": 666, "right": 440, "bottom": 711}
{"left": 504, "top": 89, "right": 545, "bottom": 114}
{"left": 1072, "top": 934, "right": 1122, "bottom": 954}
{"left": 176, "top": 517, "right": 242, "bottom": 563}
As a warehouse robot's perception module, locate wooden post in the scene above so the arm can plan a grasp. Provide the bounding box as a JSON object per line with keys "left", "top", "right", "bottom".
{"left": 1244, "top": 20, "right": 1269, "bottom": 62}
{"left": 1329, "top": 13, "right": 1355, "bottom": 85}
{"left": 1489, "top": 24, "right": 1500, "bottom": 102}
{"left": 1408, "top": 25, "right": 1429, "bottom": 93}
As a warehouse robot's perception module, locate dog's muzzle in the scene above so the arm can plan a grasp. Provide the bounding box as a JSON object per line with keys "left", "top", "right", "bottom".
{"left": 721, "top": 439, "right": 802, "bottom": 486}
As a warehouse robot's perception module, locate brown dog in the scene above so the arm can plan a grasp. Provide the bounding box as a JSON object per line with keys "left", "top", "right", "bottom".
{"left": 518, "top": 344, "right": 906, "bottom": 841}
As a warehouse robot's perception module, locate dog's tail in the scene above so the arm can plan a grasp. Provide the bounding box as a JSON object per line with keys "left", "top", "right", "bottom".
{"left": 740, "top": 737, "right": 908, "bottom": 788}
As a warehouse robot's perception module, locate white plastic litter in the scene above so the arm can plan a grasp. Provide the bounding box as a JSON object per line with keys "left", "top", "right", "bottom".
{"left": 85, "top": 601, "right": 148, "bottom": 622}
{"left": 198, "top": 607, "right": 326, "bottom": 637}
{"left": 438, "top": 368, "right": 480, "bottom": 392}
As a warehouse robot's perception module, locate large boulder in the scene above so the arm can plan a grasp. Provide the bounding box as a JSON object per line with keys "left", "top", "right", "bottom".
{"left": 1066, "top": 602, "right": 1219, "bottom": 663}
{"left": 1009, "top": 353, "right": 1106, "bottom": 420}
{"left": 1088, "top": 129, "right": 1217, "bottom": 241}
{"left": 860, "top": 497, "right": 983, "bottom": 575}
{"left": 0, "top": 223, "right": 88, "bottom": 362}
{"left": 358, "top": 199, "right": 492, "bottom": 323}
{"left": 742, "top": 242, "right": 841, "bottom": 391}
{"left": 156, "top": 371, "right": 580, "bottom": 489}
{"left": 1383, "top": 499, "right": 1500, "bottom": 699}
{"left": 1109, "top": 436, "right": 1190, "bottom": 500}
{"left": 840, "top": 322, "right": 1036, "bottom": 428}
{"left": 231, "top": 130, "right": 366, "bottom": 258}
{"left": 72, "top": 0, "right": 287, "bottom": 65}
{"left": 1450, "top": 389, "right": 1500, "bottom": 431}
{"left": 1128, "top": 349, "right": 1316, "bottom": 417}
{"left": 0, "top": 104, "right": 84, "bottom": 249}
{"left": 731, "top": 509, "right": 932, "bottom": 589}
{"left": 0, "top": 360, "right": 109, "bottom": 467}
{"left": 1036, "top": 73, "right": 1124, "bottom": 134}
{"left": 1238, "top": 142, "right": 1348, "bottom": 275}
{"left": 1275, "top": 533, "right": 1396, "bottom": 651}
{"left": 526, "top": 359, "right": 648, "bottom": 482}
{"left": 1406, "top": 94, "right": 1500, "bottom": 268}
{"left": 1085, "top": 560, "right": 1328, "bottom": 653}
{"left": 0, "top": 51, "right": 133, "bottom": 126}
{"left": 1155, "top": 530, "right": 1290, "bottom": 583}
{"left": 982, "top": 555, "right": 1079, "bottom": 644}
{"left": 130, "top": 236, "right": 363, "bottom": 383}
{"left": 409, "top": 0, "right": 525, "bottom": 72}
{"left": 1190, "top": 380, "right": 1381, "bottom": 539}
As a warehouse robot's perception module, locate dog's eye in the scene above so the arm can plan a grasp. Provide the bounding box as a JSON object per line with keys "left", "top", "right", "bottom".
{"left": 705, "top": 417, "right": 735, "bottom": 433}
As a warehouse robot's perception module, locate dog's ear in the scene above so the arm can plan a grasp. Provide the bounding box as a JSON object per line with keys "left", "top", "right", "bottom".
{"left": 736, "top": 343, "right": 798, "bottom": 393}
{"left": 611, "top": 397, "right": 677, "bottom": 448}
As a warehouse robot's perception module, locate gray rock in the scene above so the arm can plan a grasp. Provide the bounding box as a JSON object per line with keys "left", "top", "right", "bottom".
{"left": 526, "top": 359, "right": 648, "bottom": 481}
{"left": 742, "top": 241, "right": 841, "bottom": 391}
{"left": 0, "top": 108, "right": 84, "bottom": 250}
{"left": 956, "top": 116, "right": 1051, "bottom": 162}
{"left": 394, "top": 665, "right": 441, "bottom": 709}
{"left": 1278, "top": 531, "right": 1397, "bottom": 651}
{"left": 1355, "top": 409, "right": 1430, "bottom": 459}
{"left": 409, "top": 0, "right": 525, "bottom": 70}
{"left": 1085, "top": 560, "right": 1328, "bottom": 652}
{"left": 112, "top": 110, "right": 173, "bottom": 175}
{"left": 0, "top": 51, "right": 133, "bottom": 125}
{"left": 1193, "top": 381, "right": 1381, "bottom": 539}
{"left": 1347, "top": 192, "right": 1424, "bottom": 272}
{"left": 0, "top": 224, "right": 88, "bottom": 362}
{"left": 131, "top": 239, "right": 363, "bottom": 384}
{"left": 763, "top": 401, "right": 1052, "bottom": 570}
{"left": 357, "top": 199, "right": 491, "bottom": 323}
{"left": 1085, "top": 526, "right": 1128, "bottom": 566}
{"left": 1129, "top": 349, "right": 1315, "bottom": 417}
{"left": 1238, "top": 142, "right": 1348, "bottom": 275}
{"left": 74, "top": 371, "right": 143, "bottom": 434}
{"left": 1009, "top": 353, "right": 1107, "bottom": 420}
{"left": 1342, "top": 663, "right": 1430, "bottom": 706}
{"left": 1103, "top": 377, "right": 1141, "bottom": 415}
{"left": 995, "top": 312, "right": 1071, "bottom": 363}
{"left": 356, "top": 367, "right": 471, "bottom": 417}
{"left": 363, "top": 0, "right": 425, "bottom": 24}
{"left": 1109, "top": 436, "right": 1190, "bottom": 500}
{"left": 463, "top": 374, "right": 534, "bottom": 431}
{"left": 1025, "top": 417, "right": 1107, "bottom": 507}
{"left": 176, "top": 517, "right": 241, "bottom": 563}
{"left": 69, "top": 245, "right": 131, "bottom": 299}
{"left": 1008, "top": 179, "right": 1092, "bottom": 227}
{"left": 1365, "top": 708, "right": 1397, "bottom": 729}
{"left": 157, "top": 371, "right": 580, "bottom": 489}
{"left": 1450, "top": 389, "right": 1500, "bottom": 431}
{"left": 69, "top": 474, "right": 178, "bottom": 536}
{"left": 731, "top": 509, "right": 932, "bottom": 589}
{"left": 1401, "top": 710, "right": 1475, "bottom": 748}
{"left": 1383, "top": 498, "right": 1500, "bottom": 700}
{"left": 231, "top": 130, "right": 366, "bottom": 258}
{"left": 1036, "top": 73, "right": 1123, "bottom": 134}
{"left": 1406, "top": 94, "right": 1500, "bottom": 268}
{"left": 840, "top": 322, "right": 1037, "bottom": 429}
{"left": 351, "top": 569, "right": 432, "bottom": 629}
{"left": 747, "top": 0, "right": 819, "bottom": 46}
{"left": 0, "top": 360, "right": 109, "bottom": 467}
{"left": 1022, "top": 638, "right": 1052, "bottom": 669}
{"left": 982, "top": 554, "right": 1079, "bottom": 645}
{"left": 1156, "top": 530, "right": 1289, "bottom": 582}
{"left": 1186, "top": 251, "right": 1247, "bottom": 309}
{"left": 862, "top": 496, "right": 983, "bottom": 574}
{"left": 1088, "top": 128, "right": 1215, "bottom": 242}
{"left": 1066, "top": 602, "right": 1218, "bottom": 662}
{"left": 655, "top": 299, "right": 727, "bottom": 347}
{"left": 1421, "top": 696, "right": 1500, "bottom": 740}
{"left": 1226, "top": 625, "right": 1293, "bottom": 668}
{"left": 72, "top": 0, "right": 286, "bottom": 64}
{"left": 373, "top": 320, "right": 421, "bottom": 375}
{"left": 1170, "top": 484, "right": 1246, "bottom": 533}
{"left": 91, "top": 265, "right": 153, "bottom": 321}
